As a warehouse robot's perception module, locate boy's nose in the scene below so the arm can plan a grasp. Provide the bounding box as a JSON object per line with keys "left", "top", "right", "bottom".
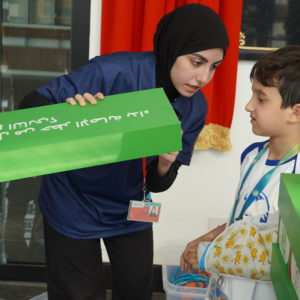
{"left": 245, "top": 99, "right": 254, "bottom": 112}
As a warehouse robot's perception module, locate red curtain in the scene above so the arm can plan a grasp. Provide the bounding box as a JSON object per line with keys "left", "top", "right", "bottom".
{"left": 101, "top": 0, "right": 243, "bottom": 151}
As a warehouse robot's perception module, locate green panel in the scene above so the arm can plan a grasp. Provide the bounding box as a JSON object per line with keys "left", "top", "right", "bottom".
{"left": 270, "top": 244, "right": 298, "bottom": 300}
{"left": 279, "top": 174, "right": 300, "bottom": 267}
{"left": 0, "top": 88, "right": 182, "bottom": 182}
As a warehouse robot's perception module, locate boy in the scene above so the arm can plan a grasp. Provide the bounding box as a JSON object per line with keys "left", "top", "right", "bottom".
{"left": 180, "top": 45, "right": 300, "bottom": 299}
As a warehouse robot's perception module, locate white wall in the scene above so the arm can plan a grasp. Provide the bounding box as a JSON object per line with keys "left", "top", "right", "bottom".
{"left": 89, "top": 2, "right": 264, "bottom": 264}
{"left": 89, "top": 0, "right": 101, "bottom": 59}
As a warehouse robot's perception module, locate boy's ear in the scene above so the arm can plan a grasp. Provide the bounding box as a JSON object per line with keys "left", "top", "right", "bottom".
{"left": 289, "top": 104, "right": 300, "bottom": 122}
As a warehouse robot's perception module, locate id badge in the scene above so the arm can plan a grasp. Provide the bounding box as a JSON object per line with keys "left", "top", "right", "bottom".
{"left": 127, "top": 200, "right": 161, "bottom": 223}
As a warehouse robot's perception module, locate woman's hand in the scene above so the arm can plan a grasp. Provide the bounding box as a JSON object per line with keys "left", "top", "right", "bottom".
{"left": 66, "top": 92, "right": 104, "bottom": 106}
{"left": 157, "top": 129, "right": 181, "bottom": 176}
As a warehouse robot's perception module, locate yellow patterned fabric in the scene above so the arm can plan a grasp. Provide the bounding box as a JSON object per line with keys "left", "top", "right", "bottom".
{"left": 195, "top": 123, "right": 232, "bottom": 152}
{"left": 204, "top": 221, "right": 277, "bottom": 281}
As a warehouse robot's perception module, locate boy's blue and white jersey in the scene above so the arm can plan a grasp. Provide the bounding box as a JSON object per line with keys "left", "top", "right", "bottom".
{"left": 231, "top": 140, "right": 300, "bottom": 229}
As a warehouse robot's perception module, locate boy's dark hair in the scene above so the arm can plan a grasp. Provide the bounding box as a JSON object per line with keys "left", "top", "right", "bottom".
{"left": 250, "top": 45, "right": 300, "bottom": 108}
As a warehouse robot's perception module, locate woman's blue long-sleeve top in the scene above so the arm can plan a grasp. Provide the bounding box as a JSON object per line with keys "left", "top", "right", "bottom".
{"left": 35, "top": 51, "right": 207, "bottom": 238}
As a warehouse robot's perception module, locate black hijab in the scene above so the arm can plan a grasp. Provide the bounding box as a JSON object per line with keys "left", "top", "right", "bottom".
{"left": 154, "top": 4, "right": 229, "bottom": 101}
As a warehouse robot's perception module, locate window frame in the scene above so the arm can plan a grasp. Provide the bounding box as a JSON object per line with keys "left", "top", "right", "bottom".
{"left": 0, "top": 0, "right": 91, "bottom": 281}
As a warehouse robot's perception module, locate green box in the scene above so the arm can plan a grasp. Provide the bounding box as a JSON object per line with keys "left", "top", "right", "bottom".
{"left": 0, "top": 88, "right": 182, "bottom": 182}
{"left": 270, "top": 243, "right": 298, "bottom": 300}
{"left": 279, "top": 174, "right": 300, "bottom": 268}
{"left": 277, "top": 217, "right": 291, "bottom": 266}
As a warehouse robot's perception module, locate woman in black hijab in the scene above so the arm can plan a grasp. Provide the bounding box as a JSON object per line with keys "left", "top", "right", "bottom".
{"left": 147, "top": 3, "right": 229, "bottom": 191}
{"left": 20, "top": 4, "right": 229, "bottom": 300}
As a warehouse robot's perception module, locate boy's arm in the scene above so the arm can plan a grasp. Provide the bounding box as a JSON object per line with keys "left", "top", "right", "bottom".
{"left": 180, "top": 223, "right": 226, "bottom": 272}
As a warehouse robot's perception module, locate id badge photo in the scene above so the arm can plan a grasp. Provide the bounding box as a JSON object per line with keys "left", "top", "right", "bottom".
{"left": 127, "top": 200, "right": 161, "bottom": 223}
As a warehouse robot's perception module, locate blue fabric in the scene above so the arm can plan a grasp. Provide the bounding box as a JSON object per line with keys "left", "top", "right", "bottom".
{"left": 240, "top": 140, "right": 268, "bottom": 165}
{"left": 199, "top": 242, "right": 211, "bottom": 270}
{"left": 37, "top": 51, "right": 207, "bottom": 239}
{"left": 241, "top": 140, "right": 297, "bottom": 167}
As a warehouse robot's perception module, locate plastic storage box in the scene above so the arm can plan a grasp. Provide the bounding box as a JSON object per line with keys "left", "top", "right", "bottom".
{"left": 163, "top": 264, "right": 210, "bottom": 299}
{"left": 161, "top": 240, "right": 230, "bottom": 300}
{"left": 161, "top": 240, "right": 276, "bottom": 300}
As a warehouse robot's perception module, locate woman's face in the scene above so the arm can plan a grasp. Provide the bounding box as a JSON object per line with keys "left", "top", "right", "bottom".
{"left": 170, "top": 48, "right": 224, "bottom": 97}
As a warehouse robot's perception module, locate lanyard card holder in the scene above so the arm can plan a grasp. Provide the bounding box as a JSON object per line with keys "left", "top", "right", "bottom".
{"left": 127, "top": 157, "right": 161, "bottom": 222}
{"left": 127, "top": 200, "right": 161, "bottom": 223}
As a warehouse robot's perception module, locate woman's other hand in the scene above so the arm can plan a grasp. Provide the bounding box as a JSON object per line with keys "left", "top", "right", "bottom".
{"left": 157, "top": 152, "right": 179, "bottom": 176}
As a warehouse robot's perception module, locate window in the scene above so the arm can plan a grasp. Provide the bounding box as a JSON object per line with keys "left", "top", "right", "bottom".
{"left": 0, "top": 0, "right": 90, "bottom": 276}
{"left": 240, "top": 0, "right": 300, "bottom": 59}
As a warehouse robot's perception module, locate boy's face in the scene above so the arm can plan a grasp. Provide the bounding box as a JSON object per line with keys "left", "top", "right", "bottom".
{"left": 170, "top": 48, "right": 223, "bottom": 98}
{"left": 245, "top": 78, "right": 291, "bottom": 137}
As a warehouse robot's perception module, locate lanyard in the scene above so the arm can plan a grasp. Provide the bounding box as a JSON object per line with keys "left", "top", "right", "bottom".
{"left": 229, "top": 142, "right": 300, "bottom": 225}
{"left": 142, "top": 157, "right": 147, "bottom": 200}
